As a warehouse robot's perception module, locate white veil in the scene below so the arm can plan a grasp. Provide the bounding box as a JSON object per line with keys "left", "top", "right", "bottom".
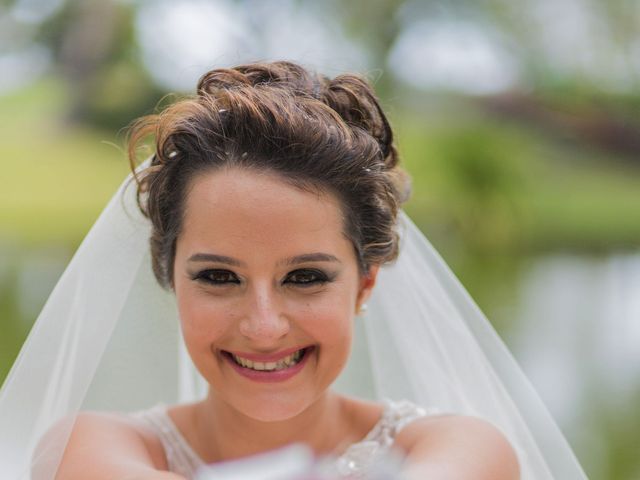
{"left": 0, "top": 168, "right": 588, "bottom": 479}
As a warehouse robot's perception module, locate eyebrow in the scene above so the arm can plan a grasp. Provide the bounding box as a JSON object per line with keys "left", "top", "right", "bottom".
{"left": 187, "top": 252, "right": 341, "bottom": 267}
{"left": 281, "top": 253, "right": 341, "bottom": 266}
{"left": 187, "top": 253, "right": 244, "bottom": 266}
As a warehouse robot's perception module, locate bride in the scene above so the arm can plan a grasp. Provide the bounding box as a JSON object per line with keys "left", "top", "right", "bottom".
{"left": 0, "top": 61, "right": 586, "bottom": 479}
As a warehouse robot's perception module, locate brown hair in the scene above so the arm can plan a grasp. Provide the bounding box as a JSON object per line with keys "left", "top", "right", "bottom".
{"left": 127, "top": 61, "right": 410, "bottom": 289}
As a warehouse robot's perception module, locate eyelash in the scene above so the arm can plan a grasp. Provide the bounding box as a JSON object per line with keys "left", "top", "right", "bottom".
{"left": 285, "top": 269, "right": 330, "bottom": 287}
{"left": 193, "top": 269, "right": 240, "bottom": 285}
{"left": 192, "top": 269, "right": 331, "bottom": 288}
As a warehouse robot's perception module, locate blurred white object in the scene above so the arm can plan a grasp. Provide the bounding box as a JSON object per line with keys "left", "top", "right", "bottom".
{"left": 194, "top": 445, "right": 314, "bottom": 480}
{"left": 194, "top": 444, "right": 405, "bottom": 480}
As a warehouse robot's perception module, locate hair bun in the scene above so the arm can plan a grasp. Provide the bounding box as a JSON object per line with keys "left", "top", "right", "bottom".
{"left": 321, "top": 75, "right": 398, "bottom": 169}
{"left": 197, "top": 63, "right": 397, "bottom": 170}
{"left": 197, "top": 68, "right": 252, "bottom": 95}
{"left": 198, "top": 61, "right": 319, "bottom": 96}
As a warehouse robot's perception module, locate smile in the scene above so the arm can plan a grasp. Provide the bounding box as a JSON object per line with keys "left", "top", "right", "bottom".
{"left": 230, "top": 349, "right": 305, "bottom": 371}
{"left": 221, "top": 347, "right": 314, "bottom": 382}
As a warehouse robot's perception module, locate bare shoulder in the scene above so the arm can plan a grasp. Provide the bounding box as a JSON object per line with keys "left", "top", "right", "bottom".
{"left": 336, "top": 395, "right": 386, "bottom": 439}
{"left": 394, "top": 414, "right": 521, "bottom": 480}
{"left": 34, "top": 411, "right": 172, "bottom": 480}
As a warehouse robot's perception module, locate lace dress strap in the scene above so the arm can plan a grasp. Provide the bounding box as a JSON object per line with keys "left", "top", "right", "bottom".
{"left": 334, "top": 399, "right": 442, "bottom": 477}
{"left": 131, "top": 405, "right": 205, "bottom": 479}
{"left": 365, "top": 399, "right": 440, "bottom": 447}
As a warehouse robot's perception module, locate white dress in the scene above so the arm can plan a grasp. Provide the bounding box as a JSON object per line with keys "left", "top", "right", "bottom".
{"left": 132, "top": 399, "right": 440, "bottom": 479}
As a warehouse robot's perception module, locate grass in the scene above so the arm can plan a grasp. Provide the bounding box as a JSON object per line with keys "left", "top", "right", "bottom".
{"left": 0, "top": 80, "right": 130, "bottom": 246}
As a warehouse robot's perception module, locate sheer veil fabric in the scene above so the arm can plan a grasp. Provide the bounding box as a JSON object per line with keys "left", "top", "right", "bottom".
{"left": 0, "top": 168, "right": 588, "bottom": 479}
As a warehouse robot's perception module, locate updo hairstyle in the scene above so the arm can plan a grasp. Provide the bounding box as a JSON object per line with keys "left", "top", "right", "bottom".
{"left": 127, "top": 61, "right": 410, "bottom": 289}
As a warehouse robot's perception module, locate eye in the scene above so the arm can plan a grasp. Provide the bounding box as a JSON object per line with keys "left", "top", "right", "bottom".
{"left": 284, "top": 269, "right": 329, "bottom": 287}
{"left": 193, "top": 269, "right": 240, "bottom": 286}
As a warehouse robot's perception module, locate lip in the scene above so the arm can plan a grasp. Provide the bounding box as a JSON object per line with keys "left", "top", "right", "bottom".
{"left": 221, "top": 346, "right": 315, "bottom": 383}
{"left": 223, "top": 345, "right": 312, "bottom": 362}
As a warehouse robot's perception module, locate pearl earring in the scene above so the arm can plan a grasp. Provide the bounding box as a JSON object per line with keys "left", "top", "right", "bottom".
{"left": 357, "top": 303, "right": 368, "bottom": 315}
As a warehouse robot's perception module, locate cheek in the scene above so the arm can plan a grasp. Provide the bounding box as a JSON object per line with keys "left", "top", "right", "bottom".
{"left": 293, "top": 290, "right": 355, "bottom": 342}
{"left": 176, "top": 288, "right": 236, "bottom": 344}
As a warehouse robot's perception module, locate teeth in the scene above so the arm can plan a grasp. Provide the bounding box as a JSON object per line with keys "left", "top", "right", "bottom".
{"left": 231, "top": 349, "right": 306, "bottom": 372}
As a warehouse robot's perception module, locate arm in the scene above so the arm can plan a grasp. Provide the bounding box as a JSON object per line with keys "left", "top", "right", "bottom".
{"left": 394, "top": 415, "right": 520, "bottom": 480}
{"left": 33, "top": 412, "right": 186, "bottom": 480}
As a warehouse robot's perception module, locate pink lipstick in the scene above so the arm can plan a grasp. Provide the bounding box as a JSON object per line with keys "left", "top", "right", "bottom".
{"left": 221, "top": 346, "right": 315, "bottom": 383}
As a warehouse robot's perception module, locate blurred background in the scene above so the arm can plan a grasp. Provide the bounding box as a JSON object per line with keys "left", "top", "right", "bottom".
{"left": 0, "top": 0, "right": 639, "bottom": 477}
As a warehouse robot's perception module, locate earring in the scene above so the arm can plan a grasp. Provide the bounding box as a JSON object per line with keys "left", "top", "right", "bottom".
{"left": 357, "top": 303, "right": 368, "bottom": 315}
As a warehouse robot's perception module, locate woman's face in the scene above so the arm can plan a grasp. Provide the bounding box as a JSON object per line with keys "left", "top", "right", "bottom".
{"left": 173, "top": 168, "right": 378, "bottom": 422}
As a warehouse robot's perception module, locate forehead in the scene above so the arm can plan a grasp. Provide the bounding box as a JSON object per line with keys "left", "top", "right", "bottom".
{"left": 178, "top": 168, "right": 352, "bottom": 259}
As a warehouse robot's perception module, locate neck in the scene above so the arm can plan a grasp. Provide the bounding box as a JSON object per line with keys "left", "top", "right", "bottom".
{"left": 194, "top": 390, "right": 350, "bottom": 463}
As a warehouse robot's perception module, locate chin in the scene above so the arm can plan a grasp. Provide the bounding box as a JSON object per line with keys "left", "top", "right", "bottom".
{"left": 231, "top": 391, "right": 320, "bottom": 422}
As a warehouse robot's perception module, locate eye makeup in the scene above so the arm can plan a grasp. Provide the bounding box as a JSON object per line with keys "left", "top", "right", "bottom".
{"left": 283, "top": 268, "right": 337, "bottom": 287}
{"left": 191, "top": 269, "right": 241, "bottom": 286}
{"left": 189, "top": 267, "right": 339, "bottom": 288}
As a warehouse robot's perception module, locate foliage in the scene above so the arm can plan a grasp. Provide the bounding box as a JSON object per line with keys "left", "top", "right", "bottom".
{"left": 0, "top": 80, "right": 130, "bottom": 246}
{"left": 395, "top": 102, "right": 640, "bottom": 255}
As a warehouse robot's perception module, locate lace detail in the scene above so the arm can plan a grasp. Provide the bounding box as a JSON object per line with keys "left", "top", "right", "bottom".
{"left": 132, "top": 405, "right": 205, "bottom": 478}
{"left": 131, "top": 399, "right": 442, "bottom": 479}
{"left": 334, "top": 399, "right": 442, "bottom": 477}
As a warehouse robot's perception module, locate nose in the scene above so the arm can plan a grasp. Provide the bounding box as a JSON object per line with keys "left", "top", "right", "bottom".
{"left": 238, "top": 286, "right": 290, "bottom": 342}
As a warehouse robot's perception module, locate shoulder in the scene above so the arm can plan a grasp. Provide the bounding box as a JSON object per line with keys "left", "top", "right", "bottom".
{"left": 394, "top": 414, "right": 521, "bottom": 480}
{"left": 76, "top": 411, "right": 167, "bottom": 461}
{"left": 34, "top": 411, "right": 168, "bottom": 480}
{"left": 337, "top": 395, "right": 386, "bottom": 439}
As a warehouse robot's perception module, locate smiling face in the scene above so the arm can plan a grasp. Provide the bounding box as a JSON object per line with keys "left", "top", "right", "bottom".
{"left": 173, "top": 167, "right": 378, "bottom": 422}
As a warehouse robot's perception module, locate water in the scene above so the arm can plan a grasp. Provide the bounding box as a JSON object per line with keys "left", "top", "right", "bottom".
{"left": 506, "top": 253, "right": 640, "bottom": 479}
{"left": 1, "top": 247, "right": 639, "bottom": 478}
